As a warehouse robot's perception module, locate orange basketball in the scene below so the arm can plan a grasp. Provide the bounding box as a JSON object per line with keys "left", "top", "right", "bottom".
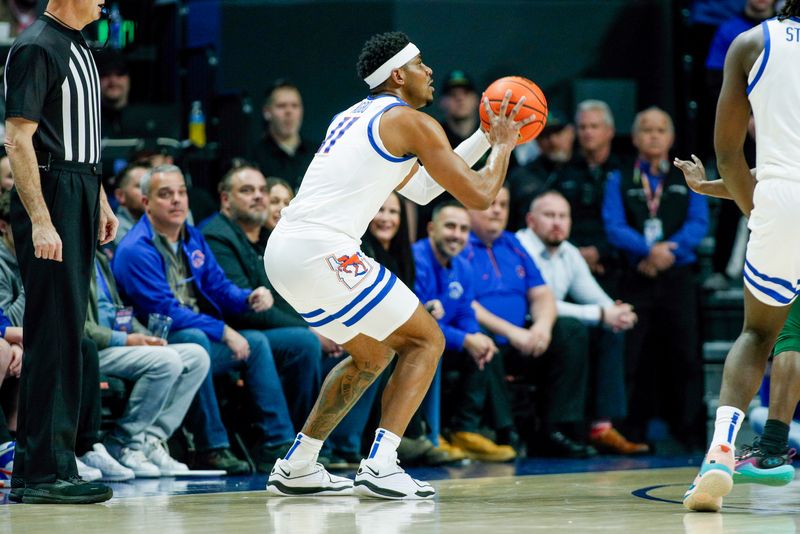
{"left": 479, "top": 76, "right": 548, "bottom": 145}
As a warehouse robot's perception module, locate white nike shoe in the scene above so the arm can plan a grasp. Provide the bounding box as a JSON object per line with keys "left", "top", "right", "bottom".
{"left": 354, "top": 455, "right": 435, "bottom": 500}
{"left": 267, "top": 457, "right": 354, "bottom": 496}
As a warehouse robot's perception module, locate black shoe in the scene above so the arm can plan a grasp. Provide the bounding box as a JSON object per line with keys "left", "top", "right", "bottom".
{"left": 23, "top": 477, "right": 112, "bottom": 504}
{"left": 535, "top": 431, "right": 598, "bottom": 459}
{"left": 254, "top": 441, "right": 294, "bottom": 473}
{"left": 8, "top": 477, "right": 25, "bottom": 503}
{"left": 193, "top": 448, "right": 251, "bottom": 475}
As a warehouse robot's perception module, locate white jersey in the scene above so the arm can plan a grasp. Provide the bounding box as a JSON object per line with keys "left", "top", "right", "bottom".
{"left": 747, "top": 17, "right": 800, "bottom": 182}
{"left": 279, "top": 94, "right": 418, "bottom": 242}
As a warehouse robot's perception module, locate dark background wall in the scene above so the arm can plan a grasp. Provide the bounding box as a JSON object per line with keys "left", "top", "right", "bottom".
{"left": 186, "top": 0, "right": 677, "bottom": 146}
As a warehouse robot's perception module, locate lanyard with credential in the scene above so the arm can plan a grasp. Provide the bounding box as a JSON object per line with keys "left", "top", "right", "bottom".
{"left": 635, "top": 160, "right": 665, "bottom": 218}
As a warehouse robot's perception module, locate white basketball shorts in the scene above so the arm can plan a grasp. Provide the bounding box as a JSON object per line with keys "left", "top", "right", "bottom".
{"left": 264, "top": 225, "right": 419, "bottom": 345}
{"left": 743, "top": 178, "right": 800, "bottom": 307}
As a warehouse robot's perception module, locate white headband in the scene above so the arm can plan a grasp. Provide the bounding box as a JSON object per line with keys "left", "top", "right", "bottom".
{"left": 363, "top": 43, "right": 420, "bottom": 89}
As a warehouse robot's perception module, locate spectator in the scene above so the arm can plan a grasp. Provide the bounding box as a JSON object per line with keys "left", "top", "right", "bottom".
{"left": 506, "top": 109, "right": 575, "bottom": 231}
{"left": 516, "top": 191, "right": 648, "bottom": 454}
{"left": 95, "top": 50, "right": 130, "bottom": 139}
{"left": 602, "top": 107, "right": 709, "bottom": 447}
{"left": 0, "top": 153, "right": 12, "bottom": 192}
{"left": 465, "top": 185, "right": 595, "bottom": 457}
{"left": 252, "top": 81, "right": 314, "bottom": 191}
{"left": 0, "top": 304, "right": 23, "bottom": 488}
{"left": 559, "top": 100, "right": 624, "bottom": 293}
{"left": 113, "top": 162, "right": 150, "bottom": 246}
{"left": 85, "top": 250, "right": 210, "bottom": 478}
{"left": 264, "top": 177, "right": 294, "bottom": 233}
{"left": 0, "top": 191, "right": 23, "bottom": 326}
{"left": 413, "top": 200, "right": 515, "bottom": 462}
{"left": 438, "top": 70, "right": 480, "bottom": 149}
{"left": 113, "top": 165, "right": 298, "bottom": 473}
{"left": 201, "top": 163, "right": 324, "bottom": 427}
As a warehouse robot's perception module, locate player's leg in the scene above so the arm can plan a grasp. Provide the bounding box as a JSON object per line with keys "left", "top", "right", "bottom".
{"left": 735, "top": 301, "right": 800, "bottom": 486}
{"left": 354, "top": 304, "right": 444, "bottom": 500}
{"left": 267, "top": 333, "right": 395, "bottom": 497}
{"left": 684, "top": 287, "right": 791, "bottom": 512}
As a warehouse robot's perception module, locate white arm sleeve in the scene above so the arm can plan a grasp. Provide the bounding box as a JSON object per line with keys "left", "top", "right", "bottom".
{"left": 397, "top": 129, "right": 491, "bottom": 205}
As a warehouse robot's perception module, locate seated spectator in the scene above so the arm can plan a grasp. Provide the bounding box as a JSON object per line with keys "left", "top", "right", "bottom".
{"left": 413, "top": 200, "right": 515, "bottom": 462}
{"left": 507, "top": 110, "right": 575, "bottom": 231}
{"left": 465, "top": 185, "right": 594, "bottom": 457}
{"left": 113, "top": 162, "right": 150, "bottom": 246}
{"left": 0, "top": 153, "right": 12, "bottom": 192}
{"left": 85, "top": 250, "right": 210, "bottom": 477}
{"left": 602, "top": 107, "right": 709, "bottom": 447}
{"left": 113, "top": 165, "right": 300, "bottom": 473}
{"left": 253, "top": 81, "right": 314, "bottom": 190}
{"left": 516, "top": 191, "right": 648, "bottom": 454}
{"left": 0, "top": 191, "right": 23, "bottom": 326}
{"left": 201, "top": 163, "right": 323, "bottom": 428}
{"left": 264, "top": 177, "right": 293, "bottom": 233}
{"left": 0, "top": 304, "right": 22, "bottom": 487}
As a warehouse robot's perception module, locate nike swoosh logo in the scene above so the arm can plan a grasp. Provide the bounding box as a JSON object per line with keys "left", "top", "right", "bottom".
{"left": 365, "top": 465, "right": 379, "bottom": 476}
{"left": 279, "top": 467, "right": 291, "bottom": 477}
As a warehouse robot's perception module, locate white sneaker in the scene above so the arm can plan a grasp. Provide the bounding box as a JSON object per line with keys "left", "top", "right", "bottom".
{"left": 267, "top": 457, "right": 354, "bottom": 496}
{"left": 75, "top": 457, "right": 102, "bottom": 482}
{"left": 143, "top": 436, "right": 189, "bottom": 476}
{"left": 354, "top": 455, "right": 435, "bottom": 500}
{"left": 80, "top": 443, "right": 135, "bottom": 482}
{"left": 119, "top": 447, "right": 161, "bottom": 478}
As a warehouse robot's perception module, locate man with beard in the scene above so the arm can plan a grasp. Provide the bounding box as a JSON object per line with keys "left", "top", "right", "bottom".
{"left": 252, "top": 81, "right": 314, "bottom": 191}
{"left": 516, "top": 191, "right": 647, "bottom": 454}
{"left": 412, "top": 199, "right": 515, "bottom": 462}
{"left": 113, "top": 162, "right": 150, "bottom": 245}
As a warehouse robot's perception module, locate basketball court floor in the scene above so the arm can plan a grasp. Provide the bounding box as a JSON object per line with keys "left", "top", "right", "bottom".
{"left": 2, "top": 456, "right": 798, "bottom": 533}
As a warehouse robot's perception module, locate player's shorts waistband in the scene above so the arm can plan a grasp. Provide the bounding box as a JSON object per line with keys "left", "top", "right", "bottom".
{"left": 36, "top": 151, "right": 101, "bottom": 176}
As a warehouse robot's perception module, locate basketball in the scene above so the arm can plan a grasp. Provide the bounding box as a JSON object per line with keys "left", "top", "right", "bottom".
{"left": 479, "top": 76, "right": 548, "bottom": 144}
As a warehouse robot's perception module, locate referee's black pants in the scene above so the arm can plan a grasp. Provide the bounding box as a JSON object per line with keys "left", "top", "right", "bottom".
{"left": 10, "top": 168, "right": 99, "bottom": 484}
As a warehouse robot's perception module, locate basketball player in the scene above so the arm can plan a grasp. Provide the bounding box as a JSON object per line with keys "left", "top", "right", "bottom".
{"left": 681, "top": 2, "right": 800, "bottom": 512}
{"left": 675, "top": 156, "right": 796, "bottom": 487}
{"left": 264, "top": 31, "right": 531, "bottom": 499}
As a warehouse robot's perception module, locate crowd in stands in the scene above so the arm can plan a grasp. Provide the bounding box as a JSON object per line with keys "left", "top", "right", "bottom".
{"left": 0, "top": 0, "right": 767, "bottom": 482}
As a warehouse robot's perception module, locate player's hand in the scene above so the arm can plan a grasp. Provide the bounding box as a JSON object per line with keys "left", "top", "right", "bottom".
{"left": 32, "top": 220, "right": 63, "bottom": 262}
{"left": 223, "top": 326, "right": 250, "bottom": 361}
{"left": 673, "top": 155, "right": 707, "bottom": 195}
{"left": 126, "top": 333, "right": 167, "bottom": 346}
{"left": 424, "top": 299, "right": 445, "bottom": 320}
{"left": 483, "top": 90, "right": 533, "bottom": 148}
{"left": 248, "top": 286, "right": 274, "bottom": 312}
{"left": 463, "top": 332, "right": 497, "bottom": 370}
{"left": 97, "top": 201, "right": 119, "bottom": 246}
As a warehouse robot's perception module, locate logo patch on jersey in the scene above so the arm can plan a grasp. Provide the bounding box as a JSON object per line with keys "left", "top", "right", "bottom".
{"left": 448, "top": 281, "right": 464, "bottom": 300}
{"left": 326, "top": 252, "right": 372, "bottom": 290}
{"left": 516, "top": 265, "right": 526, "bottom": 279}
{"left": 190, "top": 250, "right": 205, "bottom": 269}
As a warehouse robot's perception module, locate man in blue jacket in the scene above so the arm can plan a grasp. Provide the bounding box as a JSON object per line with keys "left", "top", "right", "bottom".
{"left": 114, "top": 165, "right": 298, "bottom": 473}
{"left": 413, "top": 200, "right": 515, "bottom": 462}
{"left": 602, "top": 107, "right": 709, "bottom": 447}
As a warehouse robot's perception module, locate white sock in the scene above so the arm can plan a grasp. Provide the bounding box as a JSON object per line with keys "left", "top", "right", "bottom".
{"left": 709, "top": 406, "right": 745, "bottom": 451}
{"left": 283, "top": 433, "right": 323, "bottom": 463}
{"left": 367, "top": 428, "right": 401, "bottom": 463}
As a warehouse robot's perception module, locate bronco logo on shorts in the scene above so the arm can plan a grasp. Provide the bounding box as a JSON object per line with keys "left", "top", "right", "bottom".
{"left": 326, "top": 252, "right": 372, "bottom": 290}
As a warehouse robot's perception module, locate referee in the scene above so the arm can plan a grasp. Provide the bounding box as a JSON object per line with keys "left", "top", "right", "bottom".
{"left": 4, "top": 1, "right": 117, "bottom": 504}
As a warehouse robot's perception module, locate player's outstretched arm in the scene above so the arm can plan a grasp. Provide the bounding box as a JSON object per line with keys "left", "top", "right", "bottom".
{"left": 388, "top": 90, "right": 529, "bottom": 210}
{"left": 715, "top": 30, "right": 761, "bottom": 216}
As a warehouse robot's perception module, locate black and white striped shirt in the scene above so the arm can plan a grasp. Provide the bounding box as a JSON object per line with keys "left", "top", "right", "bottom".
{"left": 4, "top": 15, "right": 101, "bottom": 164}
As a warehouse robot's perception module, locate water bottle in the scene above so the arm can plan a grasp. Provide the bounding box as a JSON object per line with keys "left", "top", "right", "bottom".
{"left": 189, "top": 101, "right": 207, "bottom": 148}
{"left": 109, "top": 3, "right": 123, "bottom": 49}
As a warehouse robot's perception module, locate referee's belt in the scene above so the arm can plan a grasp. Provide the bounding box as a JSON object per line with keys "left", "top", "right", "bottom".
{"left": 36, "top": 151, "right": 101, "bottom": 176}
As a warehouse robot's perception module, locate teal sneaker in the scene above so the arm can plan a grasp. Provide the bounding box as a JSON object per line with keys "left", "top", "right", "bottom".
{"left": 734, "top": 441, "right": 795, "bottom": 487}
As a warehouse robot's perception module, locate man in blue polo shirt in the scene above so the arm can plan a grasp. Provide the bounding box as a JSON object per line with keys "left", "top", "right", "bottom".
{"left": 413, "top": 200, "right": 515, "bottom": 462}
{"left": 464, "top": 185, "right": 594, "bottom": 458}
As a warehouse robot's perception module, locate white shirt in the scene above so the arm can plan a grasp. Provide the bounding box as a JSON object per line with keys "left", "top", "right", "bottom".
{"left": 515, "top": 228, "right": 613, "bottom": 324}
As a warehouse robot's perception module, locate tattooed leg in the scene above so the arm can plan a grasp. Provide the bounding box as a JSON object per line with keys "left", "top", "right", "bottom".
{"left": 301, "top": 345, "right": 394, "bottom": 439}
